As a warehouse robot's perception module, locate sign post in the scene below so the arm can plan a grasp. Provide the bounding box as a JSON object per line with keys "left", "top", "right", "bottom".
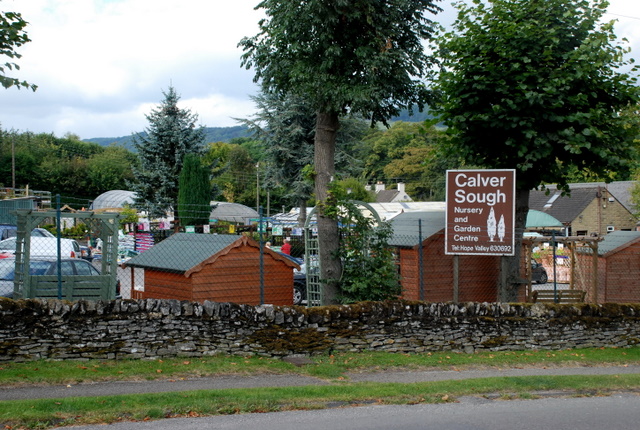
{"left": 445, "top": 169, "right": 516, "bottom": 256}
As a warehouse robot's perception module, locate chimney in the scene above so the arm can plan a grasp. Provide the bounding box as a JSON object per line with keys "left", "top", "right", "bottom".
{"left": 375, "top": 181, "right": 385, "bottom": 192}
{"left": 397, "top": 182, "right": 405, "bottom": 193}
{"left": 365, "top": 184, "right": 372, "bottom": 191}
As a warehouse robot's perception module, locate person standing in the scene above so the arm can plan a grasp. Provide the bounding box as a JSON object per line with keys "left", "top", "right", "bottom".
{"left": 281, "top": 237, "right": 291, "bottom": 255}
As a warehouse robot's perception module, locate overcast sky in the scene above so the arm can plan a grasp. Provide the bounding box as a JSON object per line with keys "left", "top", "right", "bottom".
{"left": 1, "top": 0, "right": 639, "bottom": 140}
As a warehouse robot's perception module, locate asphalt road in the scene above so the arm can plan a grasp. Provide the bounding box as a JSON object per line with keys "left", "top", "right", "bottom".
{"left": 54, "top": 393, "right": 640, "bottom": 430}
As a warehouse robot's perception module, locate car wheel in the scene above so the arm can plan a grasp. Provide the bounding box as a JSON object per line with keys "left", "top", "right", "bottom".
{"left": 537, "top": 271, "right": 548, "bottom": 284}
{"left": 293, "top": 282, "right": 305, "bottom": 306}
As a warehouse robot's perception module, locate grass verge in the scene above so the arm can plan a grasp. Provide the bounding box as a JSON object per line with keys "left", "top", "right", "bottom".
{"left": 1, "top": 346, "right": 639, "bottom": 385}
{"left": 1, "top": 374, "right": 639, "bottom": 429}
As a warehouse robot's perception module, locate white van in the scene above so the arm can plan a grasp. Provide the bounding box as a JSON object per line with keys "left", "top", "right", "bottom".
{"left": 0, "top": 237, "right": 81, "bottom": 259}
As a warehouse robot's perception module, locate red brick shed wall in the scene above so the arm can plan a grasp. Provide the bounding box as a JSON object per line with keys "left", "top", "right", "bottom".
{"left": 141, "top": 246, "right": 294, "bottom": 306}
{"left": 601, "top": 241, "right": 640, "bottom": 303}
{"left": 399, "top": 233, "right": 501, "bottom": 303}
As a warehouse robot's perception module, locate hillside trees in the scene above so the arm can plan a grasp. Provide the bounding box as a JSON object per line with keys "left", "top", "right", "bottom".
{"left": 433, "top": 0, "right": 639, "bottom": 301}
{"left": 240, "top": 0, "right": 442, "bottom": 304}
{"left": 130, "top": 86, "right": 206, "bottom": 221}
{"left": 0, "top": 130, "right": 135, "bottom": 201}
{"left": 0, "top": 6, "right": 36, "bottom": 91}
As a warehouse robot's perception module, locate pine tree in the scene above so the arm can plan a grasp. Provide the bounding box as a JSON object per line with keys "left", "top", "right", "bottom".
{"left": 130, "top": 87, "right": 205, "bottom": 220}
{"left": 178, "top": 153, "right": 211, "bottom": 227}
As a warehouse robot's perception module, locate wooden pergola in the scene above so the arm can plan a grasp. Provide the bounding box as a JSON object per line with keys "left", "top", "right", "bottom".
{"left": 12, "top": 209, "right": 121, "bottom": 301}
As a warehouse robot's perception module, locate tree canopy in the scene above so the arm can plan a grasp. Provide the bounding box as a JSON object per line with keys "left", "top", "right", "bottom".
{"left": 434, "top": 0, "right": 639, "bottom": 193}
{"left": 433, "top": 0, "right": 640, "bottom": 300}
{"left": 0, "top": 6, "right": 36, "bottom": 91}
{"left": 240, "top": 0, "right": 442, "bottom": 303}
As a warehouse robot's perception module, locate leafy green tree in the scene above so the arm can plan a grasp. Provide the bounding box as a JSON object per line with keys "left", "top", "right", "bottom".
{"left": 433, "top": 0, "right": 639, "bottom": 301}
{"left": 130, "top": 87, "right": 206, "bottom": 221}
{"left": 86, "top": 146, "right": 137, "bottom": 196}
{"left": 331, "top": 195, "right": 400, "bottom": 303}
{"left": 178, "top": 153, "right": 211, "bottom": 227}
{"left": 334, "top": 177, "right": 374, "bottom": 203}
{"left": 0, "top": 6, "right": 36, "bottom": 91}
{"left": 240, "top": 1, "right": 441, "bottom": 303}
{"left": 359, "top": 122, "right": 427, "bottom": 180}
{"left": 205, "top": 141, "right": 264, "bottom": 209}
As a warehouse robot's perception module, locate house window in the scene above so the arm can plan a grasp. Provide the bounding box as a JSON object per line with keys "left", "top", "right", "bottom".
{"left": 576, "top": 230, "right": 587, "bottom": 236}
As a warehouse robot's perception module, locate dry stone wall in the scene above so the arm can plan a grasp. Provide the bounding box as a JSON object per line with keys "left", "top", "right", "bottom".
{"left": 1, "top": 298, "right": 640, "bottom": 362}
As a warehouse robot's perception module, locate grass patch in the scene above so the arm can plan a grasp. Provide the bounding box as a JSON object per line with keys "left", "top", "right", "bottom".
{"left": 0, "top": 355, "right": 296, "bottom": 386}
{"left": 306, "top": 346, "right": 640, "bottom": 378}
{"left": 1, "top": 374, "right": 640, "bottom": 429}
{"left": 1, "top": 347, "right": 639, "bottom": 385}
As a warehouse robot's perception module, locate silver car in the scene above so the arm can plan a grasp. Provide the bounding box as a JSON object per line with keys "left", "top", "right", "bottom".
{"left": 0, "top": 257, "right": 116, "bottom": 299}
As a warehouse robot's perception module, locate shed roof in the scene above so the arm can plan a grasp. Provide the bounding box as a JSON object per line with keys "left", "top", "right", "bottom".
{"left": 388, "top": 210, "right": 446, "bottom": 247}
{"left": 389, "top": 209, "right": 568, "bottom": 247}
{"left": 124, "top": 233, "right": 298, "bottom": 275}
{"left": 597, "top": 230, "right": 640, "bottom": 257}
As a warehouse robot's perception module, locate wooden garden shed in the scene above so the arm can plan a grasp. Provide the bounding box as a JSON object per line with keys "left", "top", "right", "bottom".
{"left": 124, "top": 233, "right": 299, "bottom": 305}
{"left": 575, "top": 230, "right": 640, "bottom": 303}
{"left": 388, "top": 211, "right": 504, "bottom": 303}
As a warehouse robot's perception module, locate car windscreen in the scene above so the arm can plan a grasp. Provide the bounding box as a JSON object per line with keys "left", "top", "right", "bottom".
{"left": 30, "top": 261, "right": 53, "bottom": 276}
{"left": 0, "top": 238, "right": 17, "bottom": 252}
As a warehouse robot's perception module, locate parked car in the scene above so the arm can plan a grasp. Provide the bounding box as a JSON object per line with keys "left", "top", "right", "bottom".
{"left": 0, "top": 224, "right": 16, "bottom": 240}
{"left": 0, "top": 225, "right": 55, "bottom": 240}
{"left": 272, "top": 250, "right": 307, "bottom": 305}
{"left": 0, "top": 237, "right": 81, "bottom": 259}
{"left": 293, "top": 270, "right": 307, "bottom": 306}
{"left": 0, "top": 257, "right": 120, "bottom": 299}
{"left": 532, "top": 259, "right": 548, "bottom": 284}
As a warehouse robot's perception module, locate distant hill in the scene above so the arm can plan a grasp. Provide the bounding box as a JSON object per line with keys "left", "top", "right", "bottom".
{"left": 84, "top": 125, "right": 252, "bottom": 150}
{"left": 84, "top": 110, "right": 433, "bottom": 149}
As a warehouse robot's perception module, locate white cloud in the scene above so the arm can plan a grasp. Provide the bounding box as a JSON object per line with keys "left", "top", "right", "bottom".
{"left": 1, "top": 0, "right": 638, "bottom": 139}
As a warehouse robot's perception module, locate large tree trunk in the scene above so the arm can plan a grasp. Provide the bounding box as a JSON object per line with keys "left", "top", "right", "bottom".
{"left": 314, "top": 111, "right": 341, "bottom": 304}
{"left": 297, "top": 199, "right": 307, "bottom": 227}
{"left": 499, "top": 187, "right": 530, "bottom": 302}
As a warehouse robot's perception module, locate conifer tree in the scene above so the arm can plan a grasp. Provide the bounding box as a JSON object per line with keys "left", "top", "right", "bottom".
{"left": 130, "top": 87, "right": 205, "bottom": 221}
{"left": 178, "top": 153, "right": 211, "bottom": 227}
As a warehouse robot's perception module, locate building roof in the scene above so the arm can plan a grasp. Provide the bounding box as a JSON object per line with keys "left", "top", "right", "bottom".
{"left": 597, "top": 230, "right": 640, "bottom": 257}
{"left": 529, "top": 187, "right": 600, "bottom": 224}
{"left": 376, "top": 189, "right": 409, "bottom": 203}
{"left": 124, "top": 233, "right": 298, "bottom": 275}
{"left": 567, "top": 181, "right": 637, "bottom": 214}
